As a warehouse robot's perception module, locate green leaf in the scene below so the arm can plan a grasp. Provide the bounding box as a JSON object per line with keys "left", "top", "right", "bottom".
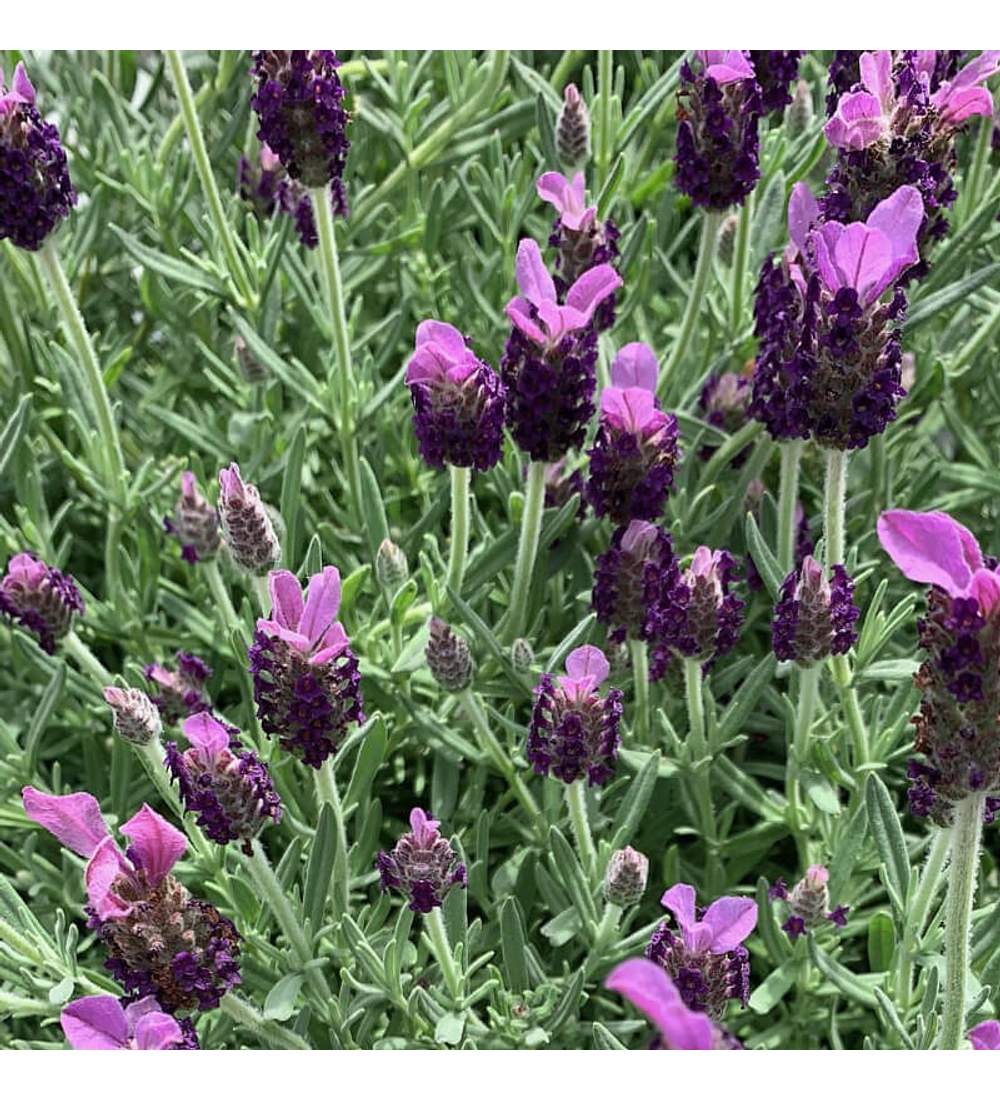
{"left": 808, "top": 939, "right": 878, "bottom": 1009}
{"left": 0, "top": 393, "right": 31, "bottom": 482}
{"left": 592, "top": 1022, "right": 627, "bottom": 1050}
{"left": 865, "top": 775, "right": 911, "bottom": 914}
{"left": 358, "top": 459, "right": 390, "bottom": 563}
{"left": 596, "top": 153, "right": 626, "bottom": 220}
{"left": 303, "top": 803, "right": 337, "bottom": 932}
{"left": 749, "top": 959, "right": 797, "bottom": 1014}
{"left": 829, "top": 801, "right": 869, "bottom": 902}
{"left": 111, "top": 225, "right": 222, "bottom": 294}
{"left": 344, "top": 713, "right": 387, "bottom": 813}
{"left": 24, "top": 663, "right": 66, "bottom": 770}
{"left": 744, "top": 512, "right": 783, "bottom": 599}
{"left": 500, "top": 897, "right": 529, "bottom": 993}
{"left": 610, "top": 750, "right": 660, "bottom": 850}
{"left": 279, "top": 423, "right": 306, "bottom": 565}
{"left": 264, "top": 973, "right": 305, "bottom": 1021}
{"left": 873, "top": 987, "right": 914, "bottom": 1049}
{"left": 434, "top": 1011, "right": 466, "bottom": 1046}
{"left": 802, "top": 772, "right": 842, "bottom": 816}
{"left": 547, "top": 968, "right": 586, "bottom": 1033}
{"left": 868, "top": 911, "right": 896, "bottom": 973}
{"left": 540, "top": 906, "right": 583, "bottom": 948}
{"left": 47, "top": 976, "right": 74, "bottom": 1005}
{"left": 536, "top": 92, "right": 559, "bottom": 170}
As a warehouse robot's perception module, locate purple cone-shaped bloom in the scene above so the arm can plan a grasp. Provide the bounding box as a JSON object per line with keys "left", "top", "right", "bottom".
{"left": 527, "top": 644, "right": 624, "bottom": 787}
{"left": 166, "top": 712, "right": 281, "bottom": 851}
{"left": 0, "top": 551, "right": 85, "bottom": 654}
{"left": 61, "top": 995, "right": 187, "bottom": 1051}
{"left": 970, "top": 1021, "right": 1000, "bottom": 1050}
{"left": 164, "top": 471, "right": 220, "bottom": 565}
{"left": 647, "top": 883, "right": 757, "bottom": 1019}
{"left": 405, "top": 320, "right": 504, "bottom": 470}
{"left": 0, "top": 63, "right": 76, "bottom": 250}
{"left": 144, "top": 652, "right": 212, "bottom": 725}
{"left": 593, "top": 520, "right": 678, "bottom": 645}
{"left": 674, "top": 51, "right": 761, "bottom": 210}
{"left": 217, "top": 462, "right": 281, "bottom": 576}
{"left": 251, "top": 51, "right": 350, "bottom": 212}
{"left": 772, "top": 555, "right": 859, "bottom": 665}
{"left": 502, "top": 239, "right": 621, "bottom": 461}
{"left": 749, "top": 51, "right": 804, "bottom": 115}
{"left": 375, "top": 807, "right": 467, "bottom": 914}
{"left": 248, "top": 567, "right": 364, "bottom": 768}
{"left": 587, "top": 343, "right": 681, "bottom": 524}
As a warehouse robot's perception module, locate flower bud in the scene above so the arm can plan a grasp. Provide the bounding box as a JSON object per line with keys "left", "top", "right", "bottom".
{"left": 510, "top": 637, "right": 535, "bottom": 673}
{"left": 772, "top": 556, "right": 859, "bottom": 665}
{"left": 165, "top": 471, "right": 220, "bottom": 564}
{"left": 604, "top": 846, "right": 649, "bottom": 907}
{"left": 556, "top": 84, "right": 591, "bottom": 169}
{"left": 376, "top": 538, "right": 409, "bottom": 590}
{"left": 786, "top": 79, "right": 814, "bottom": 138}
{"left": 234, "top": 336, "right": 268, "bottom": 384}
{"left": 716, "top": 214, "right": 739, "bottom": 266}
{"left": 103, "top": 687, "right": 163, "bottom": 746}
{"left": 425, "top": 618, "right": 473, "bottom": 693}
{"left": 217, "top": 463, "right": 281, "bottom": 576}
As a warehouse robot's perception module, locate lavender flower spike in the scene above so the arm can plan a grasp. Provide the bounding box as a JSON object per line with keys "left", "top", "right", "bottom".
{"left": 592, "top": 520, "right": 678, "bottom": 645}
{"left": 527, "top": 644, "right": 624, "bottom": 787}
{"left": 164, "top": 471, "right": 220, "bottom": 564}
{"left": 772, "top": 555, "right": 859, "bottom": 665}
{"left": 405, "top": 320, "right": 504, "bottom": 470}
{"left": 376, "top": 807, "right": 467, "bottom": 913}
{"left": 144, "top": 652, "right": 212, "bottom": 725}
{"left": 248, "top": 567, "right": 364, "bottom": 768}
{"left": 0, "top": 551, "right": 85, "bottom": 653}
{"left": 0, "top": 63, "right": 77, "bottom": 250}
{"left": 61, "top": 995, "right": 186, "bottom": 1051}
{"left": 217, "top": 462, "right": 281, "bottom": 576}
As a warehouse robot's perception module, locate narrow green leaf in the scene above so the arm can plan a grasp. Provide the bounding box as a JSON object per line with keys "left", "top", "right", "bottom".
{"left": 358, "top": 459, "right": 390, "bottom": 563}
{"left": 610, "top": 750, "right": 660, "bottom": 849}
{"left": 0, "top": 394, "right": 31, "bottom": 482}
{"left": 279, "top": 423, "right": 306, "bottom": 565}
{"left": 865, "top": 775, "right": 911, "bottom": 913}
{"left": 744, "top": 512, "right": 783, "bottom": 599}
{"left": 303, "top": 803, "right": 336, "bottom": 932}
{"left": 500, "top": 897, "right": 529, "bottom": 993}
{"left": 808, "top": 939, "right": 878, "bottom": 1009}
{"left": 749, "top": 958, "right": 797, "bottom": 1014}
{"left": 868, "top": 911, "right": 896, "bottom": 973}
{"left": 264, "top": 973, "right": 305, "bottom": 1021}
{"left": 435, "top": 1011, "right": 466, "bottom": 1046}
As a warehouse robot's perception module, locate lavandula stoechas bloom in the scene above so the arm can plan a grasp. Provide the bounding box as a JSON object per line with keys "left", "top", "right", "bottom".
{"left": 586, "top": 343, "right": 681, "bottom": 524}
{"left": 166, "top": 713, "right": 281, "bottom": 852}
{"left": 61, "top": 995, "right": 191, "bottom": 1050}
{"left": 164, "top": 471, "right": 220, "bottom": 565}
{"left": 405, "top": 321, "right": 504, "bottom": 471}
{"left": 0, "top": 551, "right": 84, "bottom": 654}
{"left": 376, "top": 807, "right": 467, "bottom": 914}
{"left": 604, "top": 846, "right": 650, "bottom": 907}
{"left": 251, "top": 51, "right": 350, "bottom": 213}
{"left": 751, "top": 182, "right": 923, "bottom": 450}
{"left": 769, "top": 864, "right": 849, "bottom": 940}
{"left": 0, "top": 63, "right": 76, "bottom": 250}
{"left": 878, "top": 510, "right": 1000, "bottom": 825}
{"left": 674, "top": 51, "right": 761, "bottom": 210}
{"left": 772, "top": 555, "right": 859, "bottom": 665}
{"left": 144, "top": 652, "right": 212, "bottom": 725}
{"left": 650, "top": 547, "right": 744, "bottom": 679}
{"left": 103, "top": 687, "right": 163, "bottom": 747}
{"left": 22, "top": 788, "right": 241, "bottom": 1012}
{"left": 537, "top": 171, "right": 620, "bottom": 332}
{"left": 248, "top": 567, "right": 364, "bottom": 768}
{"left": 593, "top": 520, "right": 677, "bottom": 645}
{"left": 425, "top": 618, "right": 473, "bottom": 693}
{"left": 555, "top": 85, "right": 591, "bottom": 168}
{"left": 646, "top": 883, "right": 757, "bottom": 1019}
{"left": 502, "top": 239, "right": 621, "bottom": 461}
{"left": 217, "top": 463, "right": 281, "bottom": 576}
{"left": 606, "top": 958, "right": 741, "bottom": 1050}
{"left": 527, "top": 645, "right": 624, "bottom": 787}
{"left": 749, "top": 51, "right": 804, "bottom": 116}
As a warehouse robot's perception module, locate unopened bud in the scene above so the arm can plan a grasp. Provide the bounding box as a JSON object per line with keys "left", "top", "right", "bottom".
{"left": 716, "top": 214, "right": 739, "bottom": 266}
{"left": 556, "top": 84, "right": 591, "bottom": 169}
{"left": 217, "top": 463, "right": 281, "bottom": 576}
{"left": 103, "top": 686, "right": 163, "bottom": 746}
{"left": 425, "top": 618, "right": 473, "bottom": 692}
{"left": 376, "top": 538, "right": 409, "bottom": 590}
{"left": 603, "top": 846, "right": 649, "bottom": 907}
{"left": 510, "top": 637, "right": 535, "bottom": 673}
{"left": 789, "top": 863, "right": 830, "bottom": 924}
{"left": 234, "top": 336, "right": 268, "bottom": 384}
{"left": 786, "top": 80, "right": 814, "bottom": 139}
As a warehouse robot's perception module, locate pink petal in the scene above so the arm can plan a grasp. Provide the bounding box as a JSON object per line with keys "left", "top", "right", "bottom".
{"left": 661, "top": 883, "right": 697, "bottom": 937}
{"left": 701, "top": 896, "right": 758, "bottom": 952}
{"left": 405, "top": 345, "right": 448, "bottom": 384}
{"left": 182, "top": 712, "right": 230, "bottom": 755}
{"left": 299, "top": 566, "right": 342, "bottom": 648}
{"left": 824, "top": 92, "right": 886, "bottom": 150}
{"left": 85, "top": 838, "right": 134, "bottom": 920}
{"left": 877, "top": 510, "right": 980, "bottom": 596}
{"left": 937, "top": 86, "right": 994, "bottom": 127}
{"left": 787, "top": 183, "right": 819, "bottom": 257}
{"left": 119, "top": 805, "right": 186, "bottom": 887}
{"left": 865, "top": 185, "right": 923, "bottom": 296}
{"left": 267, "top": 570, "right": 304, "bottom": 630}
{"left": 415, "top": 320, "right": 466, "bottom": 357}
{"left": 621, "top": 520, "right": 658, "bottom": 557}
{"left": 564, "top": 263, "right": 622, "bottom": 318}
{"left": 218, "top": 462, "right": 245, "bottom": 502}
{"left": 536, "top": 171, "right": 571, "bottom": 213}
{"left": 606, "top": 958, "right": 714, "bottom": 1050}
{"left": 12, "top": 62, "right": 36, "bottom": 104}
{"left": 310, "top": 620, "right": 350, "bottom": 666}
{"left": 505, "top": 297, "right": 546, "bottom": 345}
{"left": 970, "top": 1020, "right": 1000, "bottom": 1050}
{"left": 61, "top": 996, "right": 129, "bottom": 1050}
{"left": 831, "top": 223, "right": 892, "bottom": 305}
{"left": 948, "top": 50, "right": 1000, "bottom": 91}
{"left": 409, "top": 807, "right": 440, "bottom": 844}
{"left": 697, "top": 50, "right": 754, "bottom": 84}
{"left": 970, "top": 570, "right": 1000, "bottom": 616}
{"left": 601, "top": 387, "right": 656, "bottom": 432}
{"left": 260, "top": 144, "right": 281, "bottom": 172}
{"left": 611, "top": 342, "right": 658, "bottom": 392}
{"left": 256, "top": 619, "right": 311, "bottom": 652}
{"left": 565, "top": 645, "right": 609, "bottom": 687}
{"left": 514, "top": 239, "right": 556, "bottom": 307}
{"left": 22, "top": 787, "right": 110, "bottom": 858}
{"left": 133, "top": 1013, "right": 184, "bottom": 1050}
{"left": 859, "top": 51, "right": 894, "bottom": 111}
{"left": 123, "top": 996, "right": 168, "bottom": 1031}
{"left": 811, "top": 224, "right": 842, "bottom": 293}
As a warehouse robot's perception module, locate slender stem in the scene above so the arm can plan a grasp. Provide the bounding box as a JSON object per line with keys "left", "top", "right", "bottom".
{"left": 786, "top": 663, "right": 821, "bottom": 865}
{"left": 897, "top": 827, "right": 952, "bottom": 1006}
{"left": 583, "top": 901, "right": 623, "bottom": 976}
{"left": 832, "top": 659, "right": 869, "bottom": 767}
{"left": 823, "top": 448, "right": 848, "bottom": 568}
{"left": 315, "top": 760, "right": 350, "bottom": 919}
{"left": 63, "top": 630, "right": 112, "bottom": 684}
{"left": 629, "top": 639, "right": 649, "bottom": 743}
{"left": 165, "top": 50, "right": 255, "bottom": 306}
{"left": 684, "top": 658, "right": 706, "bottom": 756}
{"left": 247, "top": 837, "right": 319, "bottom": 973}
{"left": 685, "top": 658, "right": 721, "bottom": 892}
{"left": 565, "top": 781, "right": 597, "bottom": 876}
{"left": 777, "top": 440, "right": 805, "bottom": 575}
{"left": 729, "top": 199, "right": 752, "bottom": 334}
{"left": 425, "top": 907, "right": 463, "bottom": 1001}
{"left": 203, "top": 559, "right": 241, "bottom": 636}
{"left": 447, "top": 465, "right": 471, "bottom": 601}
{"left": 219, "top": 992, "right": 312, "bottom": 1050}
{"left": 660, "top": 210, "right": 724, "bottom": 398}
{"left": 460, "top": 689, "right": 541, "bottom": 819}
{"left": 505, "top": 461, "right": 548, "bottom": 642}
{"left": 251, "top": 574, "right": 271, "bottom": 615}
{"left": 597, "top": 50, "right": 613, "bottom": 186}
{"left": 940, "top": 794, "right": 985, "bottom": 1049}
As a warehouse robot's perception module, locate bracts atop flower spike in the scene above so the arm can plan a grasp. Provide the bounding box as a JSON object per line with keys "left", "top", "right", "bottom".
{"left": 0, "top": 551, "right": 85, "bottom": 654}
{"left": 878, "top": 510, "right": 1000, "bottom": 825}
{"left": 376, "top": 807, "right": 467, "bottom": 913}
{"left": 502, "top": 238, "right": 621, "bottom": 462}
{"left": 769, "top": 864, "right": 849, "bottom": 940}
{"left": 22, "top": 788, "right": 241, "bottom": 1012}
{"left": 592, "top": 520, "right": 678, "bottom": 645}
{"left": 217, "top": 463, "right": 281, "bottom": 576}
{"left": 248, "top": 567, "right": 364, "bottom": 768}
{"left": 772, "top": 555, "right": 859, "bottom": 665}
{"left": 527, "top": 645, "right": 624, "bottom": 787}
{"left": 144, "top": 652, "right": 212, "bottom": 725}
{"left": 405, "top": 320, "right": 504, "bottom": 471}
{"left": 164, "top": 471, "right": 220, "bottom": 565}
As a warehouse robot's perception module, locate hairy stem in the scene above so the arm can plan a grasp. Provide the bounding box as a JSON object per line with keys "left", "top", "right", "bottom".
{"left": 729, "top": 199, "right": 752, "bottom": 334}
{"left": 505, "top": 461, "right": 548, "bottom": 642}
{"left": 425, "top": 907, "right": 464, "bottom": 1002}
{"left": 777, "top": 440, "right": 804, "bottom": 575}
{"left": 565, "top": 780, "right": 597, "bottom": 877}
{"left": 629, "top": 639, "right": 650, "bottom": 743}
{"left": 460, "top": 689, "right": 541, "bottom": 819}
{"left": 447, "top": 465, "right": 471, "bottom": 602}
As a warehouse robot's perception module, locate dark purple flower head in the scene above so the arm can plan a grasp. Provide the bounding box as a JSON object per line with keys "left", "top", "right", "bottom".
{"left": 166, "top": 712, "right": 281, "bottom": 851}
{"left": 0, "top": 551, "right": 84, "bottom": 654}
{"left": 527, "top": 644, "right": 623, "bottom": 787}
{"left": 164, "top": 471, "right": 220, "bottom": 565}
{"left": 587, "top": 343, "right": 681, "bottom": 524}
{"left": 103, "top": 687, "right": 163, "bottom": 747}
{"left": 217, "top": 462, "right": 281, "bottom": 576}
{"left": 248, "top": 567, "right": 364, "bottom": 768}
{"left": 425, "top": 617, "right": 473, "bottom": 693}
{"left": 502, "top": 239, "right": 621, "bottom": 461}
{"left": 603, "top": 846, "right": 649, "bottom": 908}
{"left": 772, "top": 555, "right": 859, "bottom": 665}
{"left": 251, "top": 50, "right": 350, "bottom": 211}
{"left": 61, "top": 994, "right": 188, "bottom": 1051}
{"left": 647, "top": 883, "right": 757, "bottom": 1019}
{"left": 555, "top": 85, "right": 591, "bottom": 168}
{"left": 674, "top": 51, "right": 761, "bottom": 210}
{"left": 593, "top": 520, "right": 678, "bottom": 644}
{"left": 0, "top": 63, "right": 77, "bottom": 251}
{"left": 238, "top": 144, "right": 282, "bottom": 218}
{"left": 405, "top": 321, "right": 504, "bottom": 471}
{"left": 749, "top": 51, "right": 804, "bottom": 115}
{"left": 144, "top": 652, "right": 212, "bottom": 725}
{"left": 376, "top": 807, "right": 467, "bottom": 914}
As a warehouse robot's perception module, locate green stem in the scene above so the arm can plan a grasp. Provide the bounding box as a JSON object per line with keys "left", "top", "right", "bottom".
{"left": 203, "top": 559, "right": 240, "bottom": 636}
{"left": 425, "top": 907, "right": 464, "bottom": 1002}
{"left": 897, "top": 827, "right": 952, "bottom": 1006}
{"left": 165, "top": 50, "right": 255, "bottom": 307}
{"left": 823, "top": 448, "right": 848, "bottom": 568}
{"left": 831, "top": 657, "right": 869, "bottom": 767}
{"left": 629, "top": 639, "right": 649, "bottom": 743}
{"left": 315, "top": 760, "right": 350, "bottom": 919}
{"left": 729, "top": 198, "right": 752, "bottom": 334}
{"left": 940, "top": 794, "right": 985, "bottom": 1049}
{"left": 505, "top": 461, "right": 548, "bottom": 642}
{"left": 63, "top": 630, "right": 112, "bottom": 684}
{"left": 963, "top": 113, "right": 994, "bottom": 216}
{"left": 660, "top": 209, "right": 723, "bottom": 398}
{"left": 550, "top": 50, "right": 584, "bottom": 91}
{"left": 460, "top": 689, "right": 541, "bottom": 819}
{"left": 251, "top": 574, "right": 271, "bottom": 615}
{"left": 565, "top": 780, "right": 597, "bottom": 877}
{"left": 777, "top": 440, "right": 805, "bottom": 575}
{"left": 684, "top": 657, "right": 720, "bottom": 891}
{"left": 220, "top": 992, "right": 312, "bottom": 1050}
{"left": 684, "top": 658, "right": 706, "bottom": 756}
{"left": 787, "top": 663, "right": 821, "bottom": 865}
{"left": 447, "top": 465, "right": 471, "bottom": 601}
{"left": 597, "top": 50, "right": 613, "bottom": 185}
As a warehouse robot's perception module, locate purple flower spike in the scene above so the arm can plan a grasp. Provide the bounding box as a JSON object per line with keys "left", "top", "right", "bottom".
{"left": 166, "top": 712, "right": 281, "bottom": 851}
{"left": 675, "top": 51, "right": 761, "bottom": 210}
{"left": 251, "top": 51, "right": 350, "bottom": 213}
{"left": 749, "top": 51, "right": 804, "bottom": 115}
{"left": 527, "top": 644, "right": 624, "bottom": 787}
{"left": 970, "top": 1021, "right": 1000, "bottom": 1050}
{"left": 164, "top": 471, "right": 220, "bottom": 565}
{"left": 248, "top": 567, "right": 364, "bottom": 768}
{"left": 238, "top": 145, "right": 283, "bottom": 219}
{"left": 375, "top": 807, "right": 467, "bottom": 913}
{"left": 0, "top": 63, "right": 77, "bottom": 250}
{"left": 217, "top": 462, "right": 282, "bottom": 576}
{"left": 587, "top": 344, "right": 681, "bottom": 524}
{"left": 0, "top": 551, "right": 85, "bottom": 654}
{"left": 405, "top": 320, "right": 504, "bottom": 471}
{"left": 772, "top": 555, "right": 859, "bottom": 665}
{"left": 647, "top": 883, "right": 757, "bottom": 1019}
{"left": 593, "top": 520, "right": 678, "bottom": 644}
{"left": 144, "top": 652, "right": 213, "bottom": 725}
{"left": 606, "top": 958, "right": 741, "bottom": 1050}
{"left": 61, "top": 995, "right": 187, "bottom": 1051}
